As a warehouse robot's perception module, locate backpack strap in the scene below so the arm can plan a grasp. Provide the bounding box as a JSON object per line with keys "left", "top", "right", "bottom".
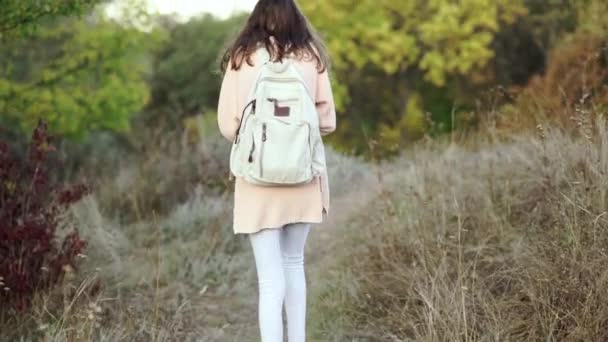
{"left": 233, "top": 99, "right": 256, "bottom": 144}
{"left": 257, "top": 47, "right": 271, "bottom": 65}
{"left": 246, "top": 47, "right": 271, "bottom": 97}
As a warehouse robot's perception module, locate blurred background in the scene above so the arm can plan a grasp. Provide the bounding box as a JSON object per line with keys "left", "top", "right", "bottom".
{"left": 1, "top": 0, "right": 607, "bottom": 341}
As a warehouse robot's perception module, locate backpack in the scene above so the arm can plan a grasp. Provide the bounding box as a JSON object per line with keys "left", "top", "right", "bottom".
{"left": 229, "top": 47, "right": 327, "bottom": 186}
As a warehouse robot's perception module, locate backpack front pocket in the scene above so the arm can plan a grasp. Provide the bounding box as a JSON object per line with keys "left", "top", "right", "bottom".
{"left": 259, "top": 86, "right": 303, "bottom": 119}
{"left": 249, "top": 118, "right": 313, "bottom": 185}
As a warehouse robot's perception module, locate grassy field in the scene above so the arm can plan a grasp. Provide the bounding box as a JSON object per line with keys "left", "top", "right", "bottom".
{"left": 310, "top": 120, "right": 608, "bottom": 341}
{"left": 2, "top": 1, "right": 606, "bottom": 340}
{"left": 3, "top": 116, "right": 608, "bottom": 341}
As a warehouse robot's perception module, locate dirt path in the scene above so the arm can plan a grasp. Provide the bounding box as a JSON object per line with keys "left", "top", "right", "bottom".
{"left": 306, "top": 182, "right": 382, "bottom": 268}
{"left": 211, "top": 173, "right": 382, "bottom": 341}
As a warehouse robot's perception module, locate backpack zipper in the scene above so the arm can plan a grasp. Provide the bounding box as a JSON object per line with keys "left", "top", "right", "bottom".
{"left": 306, "top": 122, "right": 313, "bottom": 175}
{"left": 257, "top": 77, "right": 314, "bottom": 101}
{"left": 260, "top": 123, "right": 267, "bottom": 177}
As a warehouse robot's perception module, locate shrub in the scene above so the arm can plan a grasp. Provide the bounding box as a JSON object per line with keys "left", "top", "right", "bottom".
{"left": 94, "top": 114, "right": 230, "bottom": 223}
{"left": 498, "top": 34, "right": 607, "bottom": 132}
{"left": 0, "top": 120, "right": 90, "bottom": 312}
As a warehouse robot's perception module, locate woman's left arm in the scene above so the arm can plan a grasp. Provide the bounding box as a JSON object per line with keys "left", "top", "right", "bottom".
{"left": 315, "top": 69, "right": 337, "bottom": 136}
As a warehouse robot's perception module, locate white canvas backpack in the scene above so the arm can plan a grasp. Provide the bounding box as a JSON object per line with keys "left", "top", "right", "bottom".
{"left": 229, "top": 47, "right": 327, "bottom": 186}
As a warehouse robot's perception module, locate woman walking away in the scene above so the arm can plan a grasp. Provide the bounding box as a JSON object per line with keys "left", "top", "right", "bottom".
{"left": 216, "top": 0, "right": 336, "bottom": 341}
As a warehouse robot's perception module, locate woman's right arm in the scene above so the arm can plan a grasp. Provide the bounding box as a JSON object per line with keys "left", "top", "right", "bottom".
{"left": 217, "top": 66, "right": 240, "bottom": 142}
{"left": 315, "top": 69, "right": 337, "bottom": 136}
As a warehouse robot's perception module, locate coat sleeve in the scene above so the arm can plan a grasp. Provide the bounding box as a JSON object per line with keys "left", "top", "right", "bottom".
{"left": 217, "top": 66, "right": 240, "bottom": 142}
{"left": 315, "top": 69, "right": 337, "bottom": 136}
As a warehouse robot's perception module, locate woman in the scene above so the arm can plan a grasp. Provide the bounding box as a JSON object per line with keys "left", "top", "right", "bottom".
{"left": 216, "top": 0, "right": 336, "bottom": 341}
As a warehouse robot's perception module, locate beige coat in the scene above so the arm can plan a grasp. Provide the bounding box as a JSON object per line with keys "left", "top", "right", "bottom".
{"left": 217, "top": 49, "right": 337, "bottom": 234}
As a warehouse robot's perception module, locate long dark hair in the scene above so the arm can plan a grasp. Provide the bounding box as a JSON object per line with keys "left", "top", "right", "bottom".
{"left": 220, "top": 0, "right": 330, "bottom": 74}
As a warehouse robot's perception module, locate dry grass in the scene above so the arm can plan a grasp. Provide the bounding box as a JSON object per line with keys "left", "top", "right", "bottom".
{"left": 6, "top": 121, "right": 608, "bottom": 340}
{"left": 309, "top": 116, "right": 608, "bottom": 341}
{"left": 0, "top": 185, "right": 255, "bottom": 341}
{"left": 4, "top": 110, "right": 608, "bottom": 341}
{"left": 0, "top": 140, "right": 378, "bottom": 341}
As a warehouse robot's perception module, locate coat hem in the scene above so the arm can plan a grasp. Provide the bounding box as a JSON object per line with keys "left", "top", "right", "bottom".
{"left": 233, "top": 216, "right": 323, "bottom": 235}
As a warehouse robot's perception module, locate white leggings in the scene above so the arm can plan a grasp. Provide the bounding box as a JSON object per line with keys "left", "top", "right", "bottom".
{"left": 248, "top": 222, "right": 312, "bottom": 342}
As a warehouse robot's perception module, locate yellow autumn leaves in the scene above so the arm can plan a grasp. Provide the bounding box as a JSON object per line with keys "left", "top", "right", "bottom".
{"left": 302, "top": 0, "right": 527, "bottom": 100}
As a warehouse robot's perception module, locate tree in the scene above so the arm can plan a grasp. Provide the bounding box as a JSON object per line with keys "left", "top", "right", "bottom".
{"left": 301, "top": 0, "right": 528, "bottom": 155}
{"left": 145, "top": 14, "right": 247, "bottom": 128}
{"left": 0, "top": 1, "right": 154, "bottom": 140}
{"left": 303, "top": 0, "right": 527, "bottom": 92}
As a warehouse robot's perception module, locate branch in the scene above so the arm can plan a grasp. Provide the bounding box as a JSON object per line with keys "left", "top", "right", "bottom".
{"left": 20, "top": 57, "right": 92, "bottom": 93}
{"left": 0, "top": 10, "right": 51, "bottom": 35}
{"left": 0, "top": 1, "right": 102, "bottom": 36}
{"left": 0, "top": 48, "right": 131, "bottom": 118}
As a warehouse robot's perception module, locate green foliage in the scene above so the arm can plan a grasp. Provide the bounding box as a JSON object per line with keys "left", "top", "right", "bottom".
{"left": 487, "top": 0, "right": 581, "bottom": 88}
{"left": 0, "top": 0, "right": 102, "bottom": 40}
{"left": 0, "top": 14, "right": 154, "bottom": 140}
{"left": 146, "top": 14, "right": 246, "bottom": 128}
{"left": 575, "top": 0, "right": 608, "bottom": 36}
{"left": 522, "top": 0, "right": 578, "bottom": 49}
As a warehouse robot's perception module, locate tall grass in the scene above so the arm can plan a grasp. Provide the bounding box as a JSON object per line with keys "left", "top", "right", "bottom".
{"left": 0, "top": 177, "right": 253, "bottom": 341}
{"left": 310, "top": 116, "right": 608, "bottom": 341}
{"left": 0, "top": 115, "right": 249, "bottom": 338}
{"left": 4, "top": 95, "right": 608, "bottom": 340}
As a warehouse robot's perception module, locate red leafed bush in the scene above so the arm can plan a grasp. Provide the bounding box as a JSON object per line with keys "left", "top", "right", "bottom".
{"left": 0, "top": 120, "right": 90, "bottom": 312}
